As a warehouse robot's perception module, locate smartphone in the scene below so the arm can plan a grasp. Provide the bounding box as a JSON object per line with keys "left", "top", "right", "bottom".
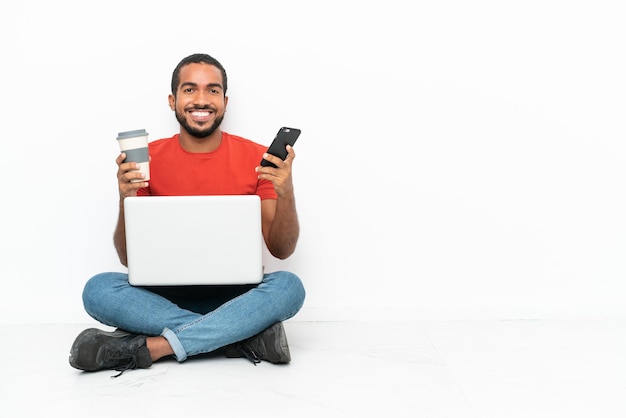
{"left": 260, "top": 127, "right": 301, "bottom": 168}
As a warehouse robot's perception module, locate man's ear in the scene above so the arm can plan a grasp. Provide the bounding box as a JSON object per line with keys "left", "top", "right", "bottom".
{"left": 168, "top": 94, "right": 175, "bottom": 111}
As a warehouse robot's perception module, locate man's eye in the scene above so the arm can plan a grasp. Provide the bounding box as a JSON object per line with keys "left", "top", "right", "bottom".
{"left": 184, "top": 88, "right": 194, "bottom": 93}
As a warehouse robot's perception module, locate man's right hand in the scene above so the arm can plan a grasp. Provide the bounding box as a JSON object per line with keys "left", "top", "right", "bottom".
{"left": 116, "top": 153, "right": 148, "bottom": 199}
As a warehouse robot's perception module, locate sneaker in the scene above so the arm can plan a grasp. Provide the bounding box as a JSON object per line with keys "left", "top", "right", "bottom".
{"left": 69, "top": 328, "right": 152, "bottom": 377}
{"left": 225, "top": 322, "right": 291, "bottom": 365}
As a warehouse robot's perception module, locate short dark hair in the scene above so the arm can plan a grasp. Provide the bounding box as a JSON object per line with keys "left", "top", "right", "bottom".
{"left": 171, "top": 53, "right": 228, "bottom": 96}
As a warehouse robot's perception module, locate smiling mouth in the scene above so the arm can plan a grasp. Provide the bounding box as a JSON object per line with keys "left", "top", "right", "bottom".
{"left": 189, "top": 109, "right": 214, "bottom": 121}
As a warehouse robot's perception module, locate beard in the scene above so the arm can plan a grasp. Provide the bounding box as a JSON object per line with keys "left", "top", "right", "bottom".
{"left": 175, "top": 107, "right": 225, "bottom": 138}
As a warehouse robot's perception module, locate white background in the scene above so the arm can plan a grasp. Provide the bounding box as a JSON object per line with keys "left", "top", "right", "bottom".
{"left": 0, "top": 0, "right": 624, "bottom": 324}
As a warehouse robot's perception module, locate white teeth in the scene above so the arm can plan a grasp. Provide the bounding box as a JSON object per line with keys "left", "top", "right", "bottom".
{"left": 191, "top": 111, "right": 210, "bottom": 117}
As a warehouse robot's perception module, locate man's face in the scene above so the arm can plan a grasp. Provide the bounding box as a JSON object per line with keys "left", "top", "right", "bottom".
{"left": 169, "top": 63, "right": 228, "bottom": 138}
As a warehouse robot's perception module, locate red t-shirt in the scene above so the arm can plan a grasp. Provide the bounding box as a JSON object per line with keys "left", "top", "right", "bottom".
{"left": 137, "top": 132, "right": 277, "bottom": 200}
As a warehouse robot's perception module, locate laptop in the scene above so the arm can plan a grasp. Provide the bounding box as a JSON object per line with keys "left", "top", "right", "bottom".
{"left": 124, "top": 195, "right": 264, "bottom": 286}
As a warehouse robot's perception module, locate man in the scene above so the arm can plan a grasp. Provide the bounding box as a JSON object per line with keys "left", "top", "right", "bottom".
{"left": 69, "top": 53, "right": 306, "bottom": 376}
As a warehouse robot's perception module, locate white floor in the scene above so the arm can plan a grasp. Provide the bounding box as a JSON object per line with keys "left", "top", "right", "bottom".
{"left": 1, "top": 320, "right": 625, "bottom": 417}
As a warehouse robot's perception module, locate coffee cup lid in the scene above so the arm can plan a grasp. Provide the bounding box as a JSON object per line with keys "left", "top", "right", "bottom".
{"left": 117, "top": 129, "right": 148, "bottom": 140}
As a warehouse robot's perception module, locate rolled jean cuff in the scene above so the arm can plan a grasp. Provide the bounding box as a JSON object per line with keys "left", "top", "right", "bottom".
{"left": 161, "top": 327, "right": 187, "bottom": 362}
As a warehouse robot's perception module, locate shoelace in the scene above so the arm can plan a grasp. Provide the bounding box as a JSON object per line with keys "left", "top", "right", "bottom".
{"left": 234, "top": 343, "right": 261, "bottom": 366}
{"left": 102, "top": 350, "right": 140, "bottom": 378}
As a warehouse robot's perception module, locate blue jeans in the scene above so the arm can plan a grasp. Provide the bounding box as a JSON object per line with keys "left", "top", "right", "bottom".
{"left": 82, "top": 271, "right": 305, "bottom": 361}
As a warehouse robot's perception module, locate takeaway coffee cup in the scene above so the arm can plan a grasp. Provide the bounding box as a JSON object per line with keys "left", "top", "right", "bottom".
{"left": 116, "top": 129, "right": 150, "bottom": 183}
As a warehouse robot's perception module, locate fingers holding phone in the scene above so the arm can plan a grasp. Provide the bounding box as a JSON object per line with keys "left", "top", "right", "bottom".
{"left": 260, "top": 127, "right": 300, "bottom": 168}
{"left": 257, "top": 127, "right": 300, "bottom": 197}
